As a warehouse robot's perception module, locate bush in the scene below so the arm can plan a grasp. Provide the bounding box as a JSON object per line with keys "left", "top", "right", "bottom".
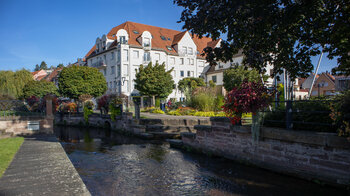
{"left": 57, "top": 102, "right": 77, "bottom": 113}
{"left": 330, "top": 91, "right": 350, "bottom": 137}
{"left": 83, "top": 100, "right": 94, "bottom": 123}
{"left": 151, "top": 108, "right": 165, "bottom": 114}
{"left": 109, "top": 97, "right": 122, "bottom": 121}
{"left": 214, "top": 95, "right": 225, "bottom": 111}
{"left": 141, "top": 106, "right": 156, "bottom": 112}
{"left": 167, "top": 110, "right": 182, "bottom": 116}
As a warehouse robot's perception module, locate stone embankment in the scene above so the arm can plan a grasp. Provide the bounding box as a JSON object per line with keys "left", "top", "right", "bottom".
{"left": 175, "top": 117, "right": 350, "bottom": 187}
{"left": 55, "top": 113, "right": 211, "bottom": 139}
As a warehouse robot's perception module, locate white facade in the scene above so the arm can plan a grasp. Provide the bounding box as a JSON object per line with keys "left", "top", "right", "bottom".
{"left": 86, "top": 29, "right": 210, "bottom": 101}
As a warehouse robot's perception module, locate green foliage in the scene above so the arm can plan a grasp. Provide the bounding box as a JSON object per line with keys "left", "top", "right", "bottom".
{"left": 330, "top": 90, "right": 350, "bottom": 137}
{"left": 40, "top": 61, "right": 47, "bottom": 70}
{"left": 0, "top": 70, "right": 33, "bottom": 98}
{"left": 277, "top": 84, "right": 285, "bottom": 102}
{"left": 83, "top": 100, "right": 94, "bottom": 123}
{"left": 155, "top": 98, "right": 160, "bottom": 108}
{"left": 134, "top": 62, "right": 175, "bottom": 99}
{"left": 0, "top": 137, "right": 24, "bottom": 177}
{"left": 150, "top": 108, "right": 165, "bottom": 114}
{"left": 209, "top": 80, "right": 216, "bottom": 88}
{"left": 22, "top": 80, "right": 58, "bottom": 98}
{"left": 191, "top": 91, "right": 216, "bottom": 112}
{"left": 58, "top": 65, "right": 107, "bottom": 99}
{"left": 57, "top": 64, "right": 64, "bottom": 68}
{"left": 214, "top": 95, "right": 225, "bottom": 111}
{"left": 175, "top": 0, "right": 350, "bottom": 77}
{"left": 34, "top": 64, "right": 40, "bottom": 71}
{"left": 178, "top": 77, "right": 205, "bottom": 93}
{"left": 109, "top": 97, "right": 122, "bottom": 121}
{"left": 223, "top": 66, "right": 261, "bottom": 92}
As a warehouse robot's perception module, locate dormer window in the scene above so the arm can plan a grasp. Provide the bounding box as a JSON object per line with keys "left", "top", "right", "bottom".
{"left": 166, "top": 46, "right": 172, "bottom": 51}
{"left": 160, "top": 36, "right": 166, "bottom": 41}
{"left": 143, "top": 38, "right": 150, "bottom": 47}
{"left": 119, "top": 36, "right": 127, "bottom": 44}
{"left": 133, "top": 30, "right": 139, "bottom": 34}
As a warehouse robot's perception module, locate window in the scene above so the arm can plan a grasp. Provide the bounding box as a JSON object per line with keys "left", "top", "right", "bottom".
{"left": 182, "top": 46, "right": 187, "bottom": 54}
{"left": 155, "top": 53, "right": 160, "bottom": 62}
{"left": 170, "top": 57, "right": 175, "bottom": 65}
{"left": 190, "top": 59, "right": 194, "bottom": 65}
{"left": 123, "top": 49, "right": 128, "bottom": 61}
{"left": 160, "top": 36, "right": 166, "bottom": 40}
{"left": 117, "top": 52, "right": 120, "bottom": 62}
{"left": 143, "top": 38, "right": 150, "bottom": 47}
{"left": 212, "top": 75, "right": 217, "bottom": 83}
{"left": 114, "top": 81, "right": 117, "bottom": 88}
{"left": 218, "top": 63, "right": 223, "bottom": 69}
{"left": 188, "top": 47, "right": 193, "bottom": 55}
{"left": 133, "top": 30, "right": 139, "bottom": 34}
{"left": 191, "top": 71, "right": 194, "bottom": 77}
{"left": 103, "top": 69, "right": 106, "bottom": 76}
{"left": 111, "top": 52, "right": 114, "bottom": 60}
{"left": 111, "top": 66, "right": 115, "bottom": 74}
{"left": 166, "top": 46, "right": 172, "bottom": 51}
{"left": 144, "top": 52, "right": 151, "bottom": 62}
{"left": 119, "top": 36, "right": 126, "bottom": 44}
{"left": 133, "top": 50, "right": 139, "bottom": 59}
{"left": 187, "top": 71, "right": 191, "bottom": 77}
{"left": 180, "top": 71, "right": 184, "bottom": 77}
{"left": 187, "top": 58, "right": 190, "bottom": 65}
{"left": 104, "top": 55, "right": 106, "bottom": 63}
{"left": 180, "top": 58, "right": 184, "bottom": 65}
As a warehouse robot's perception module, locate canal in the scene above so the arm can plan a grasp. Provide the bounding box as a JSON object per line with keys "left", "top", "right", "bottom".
{"left": 54, "top": 126, "right": 347, "bottom": 196}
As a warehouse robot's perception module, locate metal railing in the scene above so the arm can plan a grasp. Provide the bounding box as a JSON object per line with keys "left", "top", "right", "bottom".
{"left": 260, "top": 99, "right": 336, "bottom": 132}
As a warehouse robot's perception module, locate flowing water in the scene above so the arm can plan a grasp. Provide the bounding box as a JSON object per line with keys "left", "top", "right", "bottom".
{"left": 54, "top": 126, "right": 347, "bottom": 196}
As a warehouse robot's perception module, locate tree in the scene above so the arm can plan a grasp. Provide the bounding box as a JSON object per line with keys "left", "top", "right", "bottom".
{"left": 175, "top": 0, "right": 350, "bottom": 77}
{"left": 223, "top": 65, "right": 261, "bottom": 92}
{"left": 0, "top": 69, "right": 33, "bottom": 98}
{"left": 58, "top": 65, "right": 107, "bottom": 99}
{"left": 57, "top": 64, "right": 64, "bottom": 68}
{"left": 22, "top": 80, "right": 59, "bottom": 98}
{"left": 34, "top": 64, "right": 40, "bottom": 71}
{"left": 178, "top": 77, "right": 205, "bottom": 93}
{"left": 40, "top": 61, "right": 47, "bottom": 70}
{"left": 134, "top": 62, "right": 175, "bottom": 99}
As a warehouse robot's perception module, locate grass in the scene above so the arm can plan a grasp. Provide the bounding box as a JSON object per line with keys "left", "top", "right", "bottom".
{"left": 0, "top": 137, "right": 24, "bottom": 177}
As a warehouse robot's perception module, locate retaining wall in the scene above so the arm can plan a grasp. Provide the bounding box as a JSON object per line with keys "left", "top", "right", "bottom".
{"left": 0, "top": 116, "right": 54, "bottom": 135}
{"left": 181, "top": 117, "right": 350, "bottom": 186}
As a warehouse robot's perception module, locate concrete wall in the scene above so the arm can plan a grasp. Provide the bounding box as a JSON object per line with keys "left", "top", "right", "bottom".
{"left": 181, "top": 117, "right": 350, "bottom": 186}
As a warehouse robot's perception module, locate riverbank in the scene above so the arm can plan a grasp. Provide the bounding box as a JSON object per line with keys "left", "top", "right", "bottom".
{"left": 0, "top": 134, "right": 90, "bottom": 196}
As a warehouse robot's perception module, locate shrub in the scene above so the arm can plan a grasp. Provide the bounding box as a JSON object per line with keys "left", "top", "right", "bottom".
{"left": 214, "top": 95, "right": 225, "bottom": 111}
{"left": 57, "top": 102, "right": 77, "bottom": 113}
{"left": 330, "top": 91, "right": 350, "bottom": 137}
{"left": 109, "top": 97, "right": 122, "bottom": 121}
{"left": 83, "top": 100, "right": 94, "bottom": 123}
{"left": 223, "top": 81, "right": 273, "bottom": 124}
{"left": 167, "top": 110, "right": 182, "bottom": 116}
{"left": 151, "top": 108, "right": 165, "bottom": 114}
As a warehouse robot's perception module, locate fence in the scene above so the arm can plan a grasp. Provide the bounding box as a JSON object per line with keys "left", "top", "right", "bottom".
{"left": 261, "top": 99, "right": 336, "bottom": 132}
{"left": 0, "top": 100, "right": 46, "bottom": 117}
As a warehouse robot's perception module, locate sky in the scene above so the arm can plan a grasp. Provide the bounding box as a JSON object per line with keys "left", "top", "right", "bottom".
{"left": 0, "top": 0, "right": 338, "bottom": 73}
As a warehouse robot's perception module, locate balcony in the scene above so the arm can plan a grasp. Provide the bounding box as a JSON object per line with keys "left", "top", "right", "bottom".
{"left": 91, "top": 60, "right": 106, "bottom": 69}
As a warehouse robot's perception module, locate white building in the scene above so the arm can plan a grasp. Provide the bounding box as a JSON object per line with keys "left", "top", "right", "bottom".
{"left": 206, "top": 49, "right": 275, "bottom": 95}
{"left": 85, "top": 21, "right": 218, "bottom": 101}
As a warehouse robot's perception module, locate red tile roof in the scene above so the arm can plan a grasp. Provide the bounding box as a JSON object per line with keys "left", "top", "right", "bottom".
{"left": 45, "top": 68, "right": 62, "bottom": 82}
{"left": 85, "top": 21, "right": 216, "bottom": 59}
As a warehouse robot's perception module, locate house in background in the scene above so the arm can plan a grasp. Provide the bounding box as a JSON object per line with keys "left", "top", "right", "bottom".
{"left": 32, "top": 70, "right": 48, "bottom": 81}
{"left": 84, "top": 21, "right": 217, "bottom": 101}
{"left": 205, "top": 50, "right": 275, "bottom": 96}
{"left": 44, "top": 68, "right": 63, "bottom": 87}
{"left": 335, "top": 76, "right": 350, "bottom": 92}
{"left": 310, "top": 72, "right": 336, "bottom": 96}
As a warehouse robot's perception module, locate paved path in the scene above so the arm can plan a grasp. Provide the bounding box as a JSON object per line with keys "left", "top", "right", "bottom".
{"left": 0, "top": 135, "right": 90, "bottom": 196}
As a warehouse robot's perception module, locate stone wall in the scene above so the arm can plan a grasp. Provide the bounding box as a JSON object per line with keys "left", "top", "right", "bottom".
{"left": 181, "top": 117, "right": 350, "bottom": 186}
{"left": 0, "top": 116, "right": 53, "bottom": 135}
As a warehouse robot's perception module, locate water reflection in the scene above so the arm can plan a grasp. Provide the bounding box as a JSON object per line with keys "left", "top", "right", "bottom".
{"left": 54, "top": 126, "right": 346, "bottom": 196}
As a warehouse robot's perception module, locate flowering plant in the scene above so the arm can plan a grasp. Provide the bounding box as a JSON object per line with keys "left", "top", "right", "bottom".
{"left": 223, "top": 81, "right": 273, "bottom": 125}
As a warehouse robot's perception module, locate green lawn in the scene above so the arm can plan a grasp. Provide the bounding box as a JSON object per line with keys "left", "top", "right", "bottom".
{"left": 0, "top": 137, "right": 24, "bottom": 177}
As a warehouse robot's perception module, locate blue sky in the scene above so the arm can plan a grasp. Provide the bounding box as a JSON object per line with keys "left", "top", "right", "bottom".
{"left": 0, "top": 0, "right": 338, "bottom": 73}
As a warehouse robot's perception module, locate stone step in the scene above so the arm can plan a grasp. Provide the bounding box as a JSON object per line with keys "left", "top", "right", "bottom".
{"left": 148, "top": 132, "right": 180, "bottom": 139}
{"left": 146, "top": 125, "right": 195, "bottom": 133}
{"left": 167, "top": 139, "right": 183, "bottom": 149}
